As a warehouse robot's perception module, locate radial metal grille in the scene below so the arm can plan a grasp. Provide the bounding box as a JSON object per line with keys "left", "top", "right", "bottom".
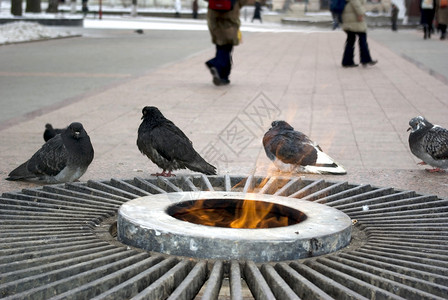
{"left": 1, "top": 175, "right": 447, "bottom": 300}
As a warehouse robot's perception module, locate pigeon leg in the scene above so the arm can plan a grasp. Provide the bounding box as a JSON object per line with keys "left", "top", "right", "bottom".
{"left": 151, "top": 170, "right": 167, "bottom": 176}
{"left": 425, "top": 168, "right": 446, "bottom": 173}
{"left": 151, "top": 170, "right": 176, "bottom": 177}
{"left": 417, "top": 162, "right": 427, "bottom": 165}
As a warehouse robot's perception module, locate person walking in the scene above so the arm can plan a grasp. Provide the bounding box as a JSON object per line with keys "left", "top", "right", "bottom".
{"left": 205, "top": 0, "right": 247, "bottom": 86}
{"left": 252, "top": 0, "right": 263, "bottom": 23}
{"left": 341, "top": 0, "right": 377, "bottom": 68}
{"left": 435, "top": 0, "right": 448, "bottom": 39}
{"left": 421, "top": 0, "right": 436, "bottom": 39}
{"left": 192, "top": 0, "right": 199, "bottom": 19}
{"left": 330, "top": 0, "right": 344, "bottom": 30}
{"left": 391, "top": 3, "right": 399, "bottom": 31}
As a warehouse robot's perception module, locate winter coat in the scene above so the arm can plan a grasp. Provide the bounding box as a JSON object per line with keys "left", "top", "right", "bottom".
{"left": 253, "top": 1, "right": 262, "bottom": 19}
{"left": 207, "top": 0, "right": 247, "bottom": 46}
{"left": 342, "top": 0, "right": 367, "bottom": 32}
{"left": 436, "top": 0, "right": 448, "bottom": 25}
{"left": 420, "top": 0, "right": 436, "bottom": 25}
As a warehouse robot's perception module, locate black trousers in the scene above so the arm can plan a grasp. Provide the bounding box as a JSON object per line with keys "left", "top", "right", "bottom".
{"left": 206, "top": 44, "right": 233, "bottom": 80}
{"left": 342, "top": 31, "right": 373, "bottom": 66}
{"left": 439, "top": 24, "right": 447, "bottom": 38}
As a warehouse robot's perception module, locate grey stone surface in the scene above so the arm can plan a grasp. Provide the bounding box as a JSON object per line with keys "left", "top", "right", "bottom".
{"left": 118, "top": 192, "right": 352, "bottom": 262}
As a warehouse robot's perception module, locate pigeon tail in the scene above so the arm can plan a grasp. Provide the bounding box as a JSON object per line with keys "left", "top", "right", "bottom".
{"left": 6, "top": 161, "right": 35, "bottom": 181}
{"left": 310, "top": 150, "right": 347, "bottom": 175}
{"left": 185, "top": 160, "right": 217, "bottom": 175}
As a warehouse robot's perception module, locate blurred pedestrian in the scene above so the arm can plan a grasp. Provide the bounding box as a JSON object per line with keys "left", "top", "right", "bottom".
{"left": 435, "top": 0, "right": 448, "bottom": 39}
{"left": 421, "top": 0, "right": 436, "bottom": 39}
{"left": 252, "top": 0, "right": 262, "bottom": 23}
{"left": 193, "top": 0, "right": 199, "bottom": 19}
{"left": 205, "top": 0, "right": 247, "bottom": 86}
{"left": 391, "top": 3, "right": 399, "bottom": 31}
{"left": 330, "top": 0, "right": 344, "bottom": 30}
{"left": 341, "top": 0, "right": 377, "bottom": 67}
{"left": 82, "top": 0, "right": 88, "bottom": 16}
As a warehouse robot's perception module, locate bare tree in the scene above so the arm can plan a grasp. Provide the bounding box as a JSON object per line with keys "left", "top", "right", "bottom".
{"left": 26, "top": 0, "right": 41, "bottom": 12}
{"left": 46, "top": 0, "right": 59, "bottom": 12}
{"left": 11, "top": 0, "right": 23, "bottom": 16}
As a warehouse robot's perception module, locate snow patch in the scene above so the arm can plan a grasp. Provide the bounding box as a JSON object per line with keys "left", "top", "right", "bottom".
{"left": 0, "top": 21, "right": 74, "bottom": 45}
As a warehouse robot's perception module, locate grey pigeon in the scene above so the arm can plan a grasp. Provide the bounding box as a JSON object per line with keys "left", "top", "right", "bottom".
{"left": 43, "top": 123, "right": 64, "bottom": 142}
{"left": 263, "top": 120, "right": 346, "bottom": 174}
{"left": 408, "top": 116, "right": 448, "bottom": 172}
{"left": 7, "top": 122, "right": 94, "bottom": 183}
{"left": 137, "top": 106, "right": 217, "bottom": 177}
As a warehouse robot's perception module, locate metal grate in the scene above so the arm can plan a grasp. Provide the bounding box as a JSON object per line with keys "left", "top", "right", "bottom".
{"left": 1, "top": 175, "right": 447, "bottom": 299}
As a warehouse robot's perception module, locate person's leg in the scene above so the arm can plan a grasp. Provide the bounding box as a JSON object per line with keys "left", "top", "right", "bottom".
{"left": 440, "top": 24, "right": 447, "bottom": 39}
{"left": 358, "top": 32, "right": 374, "bottom": 65}
{"left": 392, "top": 17, "right": 397, "bottom": 31}
{"left": 206, "top": 45, "right": 222, "bottom": 85}
{"left": 342, "top": 31, "right": 357, "bottom": 67}
{"left": 423, "top": 24, "right": 428, "bottom": 39}
{"left": 205, "top": 44, "right": 233, "bottom": 85}
{"left": 217, "top": 44, "right": 233, "bottom": 81}
{"left": 331, "top": 11, "right": 338, "bottom": 30}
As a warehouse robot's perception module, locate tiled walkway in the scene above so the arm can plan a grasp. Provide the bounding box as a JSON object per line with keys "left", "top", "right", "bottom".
{"left": 1, "top": 28, "right": 448, "bottom": 198}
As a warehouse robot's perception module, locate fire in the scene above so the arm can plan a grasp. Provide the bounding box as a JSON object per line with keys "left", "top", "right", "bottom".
{"left": 169, "top": 178, "right": 305, "bottom": 229}
{"left": 171, "top": 197, "right": 295, "bottom": 229}
{"left": 230, "top": 199, "right": 289, "bottom": 228}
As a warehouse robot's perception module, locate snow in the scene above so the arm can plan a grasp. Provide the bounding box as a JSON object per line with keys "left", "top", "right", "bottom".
{"left": 0, "top": 21, "right": 75, "bottom": 44}
{"left": 0, "top": 0, "right": 325, "bottom": 45}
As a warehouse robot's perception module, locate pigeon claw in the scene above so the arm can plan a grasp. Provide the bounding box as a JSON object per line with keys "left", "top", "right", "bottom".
{"left": 151, "top": 170, "right": 176, "bottom": 177}
{"left": 425, "top": 168, "right": 446, "bottom": 173}
{"left": 417, "top": 162, "right": 427, "bottom": 165}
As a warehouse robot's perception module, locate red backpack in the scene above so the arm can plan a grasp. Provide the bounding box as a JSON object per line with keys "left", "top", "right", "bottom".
{"left": 208, "top": 0, "right": 235, "bottom": 11}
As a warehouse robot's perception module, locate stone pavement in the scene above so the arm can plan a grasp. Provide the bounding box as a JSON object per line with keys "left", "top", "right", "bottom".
{"left": 1, "top": 26, "right": 448, "bottom": 199}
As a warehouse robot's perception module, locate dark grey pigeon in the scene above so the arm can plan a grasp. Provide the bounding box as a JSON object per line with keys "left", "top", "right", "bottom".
{"left": 7, "top": 122, "right": 94, "bottom": 183}
{"left": 43, "top": 123, "right": 64, "bottom": 142}
{"left": 408, "top": 116, "right": 448, "bottom": 172}
{"left": 263, "top": 120, "right": 346, "bottom": 174}
{"left": 137, "top": 106, "right": 217, "bottom": 177}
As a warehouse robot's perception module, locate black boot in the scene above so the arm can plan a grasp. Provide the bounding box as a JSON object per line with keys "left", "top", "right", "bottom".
{"left": 441, "top": 25, "right": 447, "bottom": 40}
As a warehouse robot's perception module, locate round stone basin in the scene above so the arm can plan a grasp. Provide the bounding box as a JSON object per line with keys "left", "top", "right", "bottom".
{"left": 117, "top": 191, "right": 352, "bottom": 262}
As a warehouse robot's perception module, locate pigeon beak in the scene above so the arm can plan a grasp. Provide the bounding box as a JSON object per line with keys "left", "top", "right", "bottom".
{"left": 74, "top": 131, "right": 81, "bottom": 138}
{"left": 407, "top": 127, "right": 411, "bottom": 132}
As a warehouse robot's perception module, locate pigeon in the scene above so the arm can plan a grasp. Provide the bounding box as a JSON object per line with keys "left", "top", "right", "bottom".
{"left": 263, "top": 120, "right": 346, "bottom": 174}
{"left": 408, "top": 116, "right": 448, "bottom": 172}
{"left": 137, "top": 106, "right": 217, "bottom": 177}
{"left": 43, "top": 123, "right": 64, "bottom": 142}
{"left": 7, "top": 122, "right": 94, "bottom": 183}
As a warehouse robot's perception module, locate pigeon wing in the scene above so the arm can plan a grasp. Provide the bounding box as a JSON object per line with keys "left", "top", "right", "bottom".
{"left": 268, "top": 130, "right": 317, "bottom": 166}
{"left": 424, "top": 126, "right": 448, "bottom": 160}
{"left": 146, "top": 122, "right": 195, "bottom": 162}
{"left": 147, "top": 122, "right": 216, "bottom": 174}
{"left": 27, "top": 134, "right": 68, "bottom": 177}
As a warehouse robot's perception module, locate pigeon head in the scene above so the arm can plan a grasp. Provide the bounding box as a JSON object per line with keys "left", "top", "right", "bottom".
{"left": 141, "top": 106, "right": 165, "bottom": 120}
{"left": 67, "top": 122, "right": 86, "bottom": 139}
{"left": 45, "top": 123, "right": 53, "bottom": 130}
{"left": 270, "top": 120, "right": 294, "bottom": 131}
{"left": 407, "top": 116, "right": 433, "bottom": 133}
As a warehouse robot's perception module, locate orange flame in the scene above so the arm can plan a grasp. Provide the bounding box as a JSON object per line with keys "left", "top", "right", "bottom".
{"left": 172, "top": 198, "right": 292, "bottom": 229}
